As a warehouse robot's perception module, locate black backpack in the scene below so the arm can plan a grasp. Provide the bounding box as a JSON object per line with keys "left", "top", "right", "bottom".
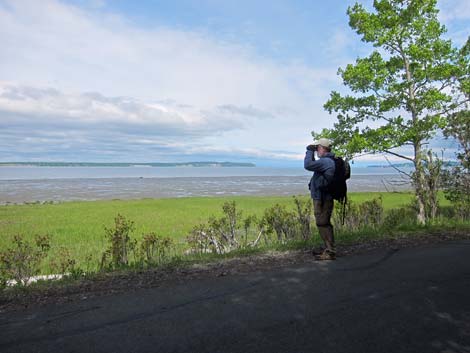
{"left": 325, "top": 156, "right": 350, "bottom": 203}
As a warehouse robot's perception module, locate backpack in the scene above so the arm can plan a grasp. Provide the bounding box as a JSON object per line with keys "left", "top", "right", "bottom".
{"left": 325, "top": 156, "right": 350, "bottom": 203}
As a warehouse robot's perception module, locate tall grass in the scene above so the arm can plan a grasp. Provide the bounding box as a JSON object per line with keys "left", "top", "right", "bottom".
{"left": 0, "top": 192, "right": 457, "bottom": 276}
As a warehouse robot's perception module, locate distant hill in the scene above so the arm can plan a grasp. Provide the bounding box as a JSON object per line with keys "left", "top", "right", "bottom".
{"left": 0, "top": 161, "right": 256, "bottom": 167}
{"left": 367, "top": 161, "right": 458, "bottom": 168}
{"left": 367, "top": 163, "right": 415, "bottom": 168}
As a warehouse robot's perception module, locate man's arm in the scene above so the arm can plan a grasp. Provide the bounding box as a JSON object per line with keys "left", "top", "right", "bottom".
{"left": 305, "top": 150, "right": 334, "bottom": 174}
{"left": 304, "top": 150, "right": 327, "bottom": 172}
{"left": 304, "top": 150, "right": 316, "bottom": 171}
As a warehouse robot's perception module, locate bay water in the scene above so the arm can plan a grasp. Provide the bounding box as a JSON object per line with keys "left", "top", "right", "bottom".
{"left": 0, "top": 166, "right": 412, "bottom": 204}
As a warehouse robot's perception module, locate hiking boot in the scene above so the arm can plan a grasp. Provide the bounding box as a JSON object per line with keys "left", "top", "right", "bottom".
{"left": 311, "top": 247, "right": 325, "bottom": 256}
{"left": 314, "top": 250, "right": 336, "bottom": 261}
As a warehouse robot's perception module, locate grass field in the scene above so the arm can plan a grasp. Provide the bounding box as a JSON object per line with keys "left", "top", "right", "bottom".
{"left": 0, "top": 192, "right": 451, "bottom": 272}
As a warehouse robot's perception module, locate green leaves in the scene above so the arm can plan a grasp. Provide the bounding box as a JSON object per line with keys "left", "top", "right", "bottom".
{"left": 340, "top": 51, "right": 390, "bottom": 93}
{"left": 348, "top": 0, "right": 444, "bottom": 50}
{"left": 319, "top": 0, "right": 465, "bottom": 161}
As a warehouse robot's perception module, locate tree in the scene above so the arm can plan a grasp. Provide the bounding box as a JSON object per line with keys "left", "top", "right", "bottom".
{"left": 316, "top": 0, "right": 469, "bottom": 224}
{"left": 443, "top": 38, "right": 470, "bottom": 219}
{"left": 442, "top": 110, "right": 470, "bottom": 220}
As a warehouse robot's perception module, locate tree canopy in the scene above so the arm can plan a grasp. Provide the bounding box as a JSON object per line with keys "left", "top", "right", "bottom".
{"left": 314, "top": 0, "right": 469, "bottom": 223}
{"left": 317, "top": 0, "right": 467, "bottom": 157}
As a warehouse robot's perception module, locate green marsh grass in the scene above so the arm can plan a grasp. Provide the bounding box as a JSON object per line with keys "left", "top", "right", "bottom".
{"left": 0, "top": 192, "right": 454, "bottom": 273}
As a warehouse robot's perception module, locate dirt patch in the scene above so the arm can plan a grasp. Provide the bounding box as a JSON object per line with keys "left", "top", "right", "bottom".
{"left": 1, "top": 229, "right": 469, "bottom": 312}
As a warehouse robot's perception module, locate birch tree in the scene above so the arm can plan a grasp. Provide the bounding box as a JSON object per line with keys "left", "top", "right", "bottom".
{"left": 317, "top": 0, "right": 469, "bottom": 223}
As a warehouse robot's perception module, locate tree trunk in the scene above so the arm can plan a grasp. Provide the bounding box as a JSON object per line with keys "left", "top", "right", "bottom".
{"left": 413, "top": 143, "right": 427, "bottom": 225}
{"left": 402, "top": 47, "right": 426, "bottom": 225}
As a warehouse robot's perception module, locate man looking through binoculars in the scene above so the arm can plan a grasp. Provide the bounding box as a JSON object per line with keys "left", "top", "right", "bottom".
{"left": 304, "top": 138, "right": 346, "bottom": 260}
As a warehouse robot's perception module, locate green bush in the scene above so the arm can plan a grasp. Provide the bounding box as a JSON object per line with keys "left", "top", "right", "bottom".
{"left": 101, "top": 214, "right": 136, "bottom": 269}
{"left": 293, "top": 196, "right": 313, "bottom": 240}
{"left": 139, "top": 232, "right": 173, "bottom": 265}
{"left": 333, "top": 197, "right": 384, "bottom": 232}
{"left": 50, "top": 246, "right": 77, "bottom": 274}
{"left": 261, "top": 203, "right": 298, "bottom": 243}
{"left": 0, "top": 234, "right": 51, "bottom": 286}
{"left": 186, "top": 201, "right": 247, "bottom": 254}
{"left": 382, "top": 207, "right": 417, "bottom": 230}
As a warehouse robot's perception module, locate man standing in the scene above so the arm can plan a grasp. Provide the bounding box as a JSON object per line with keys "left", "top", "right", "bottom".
{"left": 304, "top": 138, "right": 337, "bottom": 260}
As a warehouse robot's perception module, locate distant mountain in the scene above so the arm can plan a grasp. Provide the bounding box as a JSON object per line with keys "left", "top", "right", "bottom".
{"left": 0, "top": 161, "right": 256, "bottom": 167}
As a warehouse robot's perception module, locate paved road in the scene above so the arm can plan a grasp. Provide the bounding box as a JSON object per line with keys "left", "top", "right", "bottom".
{"left": 2, "top": 241, "right": 470, "bottom": 353}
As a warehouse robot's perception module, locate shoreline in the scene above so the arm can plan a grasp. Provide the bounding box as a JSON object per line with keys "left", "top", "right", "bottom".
{"left": 0, "top": 174, "right": 411, "bottom": 205}
{"left": 0, "top": 191, "right": 415, "bottom": 207}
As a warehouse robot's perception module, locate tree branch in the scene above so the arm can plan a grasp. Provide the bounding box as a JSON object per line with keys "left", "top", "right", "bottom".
{"left": 384, "top": 149, "right": 414, "bottom": 162}
{"left": 384, "top": 156, "right": 413, "bottom": 177}
{"left": 435, "top": 97, "right": 470, "bottom": 116}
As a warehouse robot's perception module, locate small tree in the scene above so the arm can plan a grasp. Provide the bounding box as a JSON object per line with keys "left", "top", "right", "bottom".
{"left": 139, "top": 232, "right": 173, "bottom": 265}
{"left": 262, "top": 204, "right": 297, "bottom": 242}
{"left": 421, "top": 150, "right": 443, "bottom": 220}
{"left": 318, "top": 0, "right": 468, "bottom": 224}
{"left": 186, "top": 201, "right": 244, "bottom": 254}
{"left": 293, "top": 196, "right": 313, "bottom": 240}
{"left": 101, "top": 214, "right": 136, "bottom": 268}
{"left": 0, "top": 234, "right": 51, "bottom": 286}
{"left": 442, "top": 38, "right": 470, "bottom": 219}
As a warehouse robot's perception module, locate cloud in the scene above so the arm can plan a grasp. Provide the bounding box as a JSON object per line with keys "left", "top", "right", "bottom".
{"left": 0, "top": 82, "right": 257, "bottom": 160}
{"left": 183, "top": 145, "right": 303, "bottom": 161}
{"left": 0, "top": 0, "right": 316, "bottom": 109}
{"left": 0, "top": 82, "right": 307, "bottom": 162}
{"left": 215, "top": 104, "right": 275, "bottom": 120}
{"left": 4, "top": 0, "right": 462, "bottom": 164}
{"left": 0, "top": 83, "right": 247, "bottom": 134}
{"left": 0, "top": 0, "right": 340, "bottom": 162}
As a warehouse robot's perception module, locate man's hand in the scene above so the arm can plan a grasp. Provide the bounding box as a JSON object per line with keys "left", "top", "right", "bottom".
{"left": 306, "top": 144, "right": 317, "bottom": 152}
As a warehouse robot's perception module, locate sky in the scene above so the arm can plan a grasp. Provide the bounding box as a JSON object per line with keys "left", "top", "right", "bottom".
{"left": 0, "top": 0, "right": 469, "bottom": 166}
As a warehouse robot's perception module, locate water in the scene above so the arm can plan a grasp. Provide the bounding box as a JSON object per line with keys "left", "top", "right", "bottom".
{"left": 0, "top": 166, "right": 412, "bottom": 204}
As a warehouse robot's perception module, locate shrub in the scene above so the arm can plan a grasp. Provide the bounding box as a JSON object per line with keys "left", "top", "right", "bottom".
{"left": 359, "top": 197, "right": 383, "bottom": 228}
{"left": 186, "top": 201, "right": 246, "bottom": 254}
{"left": 50, "top": 246, "right": 77, "bottom": 274}
{"left": 439, "top": 203, "right": 470, "bottom": 222}
{"left": 139, "top": 232, "right": 173, "bottom": 265}
{"left": 242, "top": 215, "right": 258, "bottom": 247}
{"left": 333, "top": 198, "right": 383, "bottom": 232}
{"left": 0, "top": 234, "right": 51, "bottom": 286}
{"left": 261, "top": 204, "right": 298, "bottom": 242}
{"left": 454, "top": 202, "right": 470, "bottom": 221}
{"left": 186, "top": 223, "right": 216, "bottom": 254}
{"left": 293, "top": 196, "right": 313, "bottom": 240}
{"left": 101, "top": 214, "right": 137, "bottom": 269}
{"left": 382, "top": 207, "right": 417, "bottom": 230}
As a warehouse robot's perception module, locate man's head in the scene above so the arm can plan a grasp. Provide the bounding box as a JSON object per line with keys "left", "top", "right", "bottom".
{"left": 312, "top": 138, "right": 332, "bottom": 157}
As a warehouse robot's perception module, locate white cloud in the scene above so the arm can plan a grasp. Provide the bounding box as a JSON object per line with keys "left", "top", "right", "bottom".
{"left": 3, "top": 0, "right": 462, "bottom": 163}
{"left": 0, "top": 0, "right": 339, "bottom": 161}
{"left": 0, "top": 0, "right": 321, "bottom": 109}
{"left": 184, "top": 145, "right": 303, "bottom": 161}
{"left": 0, "top": 82, "right": 250, "bottom": 137}
{"left": 0, "top": 81, "right": 313, "bottom": 162}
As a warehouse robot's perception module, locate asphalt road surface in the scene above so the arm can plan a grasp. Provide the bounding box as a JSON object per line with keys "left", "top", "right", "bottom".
{"left": 2, "top": 241, "right": 470, "bottom": 353}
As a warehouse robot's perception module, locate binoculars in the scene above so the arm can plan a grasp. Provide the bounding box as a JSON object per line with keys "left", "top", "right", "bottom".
{"left": 307, "top": 144, "right": 318, "bottom": 152}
